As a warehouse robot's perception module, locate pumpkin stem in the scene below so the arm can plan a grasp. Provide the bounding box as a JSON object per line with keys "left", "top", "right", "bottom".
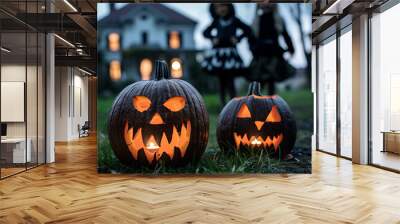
{"left": 247, "top": 81, "right": 261, "bottom": 96}
{"left": 154, "top": 60, "right": 171, "bottom": 80}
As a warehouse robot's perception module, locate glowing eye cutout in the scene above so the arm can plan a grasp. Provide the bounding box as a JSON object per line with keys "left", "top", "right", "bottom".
{"left": 133, "top": 96, "right": 151, "bottom": 112}
{"left": 236, "top": 103, "right": 251, "bottom": 118}
{"left": 163, "top": 96, "right": 186, "bottom": 112}
{"left": 266, "top": 106, "right": 281, "bottom": 122}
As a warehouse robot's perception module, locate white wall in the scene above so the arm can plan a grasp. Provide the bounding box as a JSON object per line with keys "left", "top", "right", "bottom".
{"left": 71, "top": 73, "right": 89, "bottom": 138}
{"left": 54, "top": 67, "right": 89, "bottom": 141}
{"left": 55, "top": 67, "right": 69, "bottom": 141}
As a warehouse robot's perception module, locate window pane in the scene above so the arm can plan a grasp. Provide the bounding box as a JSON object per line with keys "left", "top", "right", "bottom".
{"left": 171, "top": 58, "right": 183, "bottom": 78}
{"left": 371, "top": 4, "right": 400, "bottom": 171}
{"left": 317, "top": 37, "right": 337, "bottom": 154}
{"left": 38, "top": 33, "right": 46, "bottom": 165}
{"left": 340, "top": 30, "right": 352, "bottom": 158}
{"left": 109, "top": 60, "right": 121, "bottom": 81}
{"left": 169, "top": 31, "right": 181, "bottom": 49}
{"left": 27, "top": 31, "right": 38, "bottom": 169}
{"left": 140, "top": 58, "right": 152, "bottom": 80}
{"left": 1, "top": 30, "right": 28, "bottom": 177}
{"left": 108, "top": 33, "right": 120, "bottom": 51}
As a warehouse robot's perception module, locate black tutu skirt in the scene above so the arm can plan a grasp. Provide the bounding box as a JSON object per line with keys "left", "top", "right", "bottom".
{"left": 248, "top": 56, "right": 295, "bottom": 83}
{"left": 201, "top": 47, "right": 245, "bottom": 76}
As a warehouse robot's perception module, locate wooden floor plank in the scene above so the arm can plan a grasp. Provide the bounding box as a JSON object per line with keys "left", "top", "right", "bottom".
{"left": 0, "top": 135, "right": 400, "bottom": 223}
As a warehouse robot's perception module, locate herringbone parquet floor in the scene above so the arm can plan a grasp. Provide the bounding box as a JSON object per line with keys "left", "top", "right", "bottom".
{"left": 1, "top": 135, "right": 400, "bottom": 223}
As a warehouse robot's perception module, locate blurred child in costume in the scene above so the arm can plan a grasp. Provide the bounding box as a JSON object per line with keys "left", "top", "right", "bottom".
{"left": 249, "top": 4, "right": 295, "bottom": 95}
{"left": 202, "top": 3, "right": 254, "bottom": 105}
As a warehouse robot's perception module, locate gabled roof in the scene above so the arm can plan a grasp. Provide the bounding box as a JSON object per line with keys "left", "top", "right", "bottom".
{"left": 99, "top": 4, "right": 197, "bottom": 27}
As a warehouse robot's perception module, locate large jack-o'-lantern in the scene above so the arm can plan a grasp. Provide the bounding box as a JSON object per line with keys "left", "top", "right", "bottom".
{"left": 217, "top": 82, "right": 296, "bottom": 158}
{"left": 108, "top": 60, "right": 209, "bottom": 167}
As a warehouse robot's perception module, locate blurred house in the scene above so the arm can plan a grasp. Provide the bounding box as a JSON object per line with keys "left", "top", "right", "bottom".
{"left": 98, "top": 3, "right": 204, "bottom": 93}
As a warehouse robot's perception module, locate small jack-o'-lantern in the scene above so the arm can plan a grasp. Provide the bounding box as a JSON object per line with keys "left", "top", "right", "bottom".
{"left": 217, "top": 82, "right": 296, "bottom": 158}
{"left": 108, "top": 60, "right": 209, "bottom": 167}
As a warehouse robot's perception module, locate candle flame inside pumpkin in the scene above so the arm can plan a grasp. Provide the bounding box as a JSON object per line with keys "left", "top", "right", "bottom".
{"left": 251, "top": 138, "right": 262, "bottom": 145}
{"left": 146, "top": 135, "right": 160, "bottom": 151}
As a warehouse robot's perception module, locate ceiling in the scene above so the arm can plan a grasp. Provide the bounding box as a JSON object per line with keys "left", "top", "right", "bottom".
{"left": 0, "top": 0, "right": 98, "bottom": 73}
{"left": 311, "top": 0, "right": 390, "bottom": 43}
{"left": 2, "top": 0, "right": 388, "bottom": 74}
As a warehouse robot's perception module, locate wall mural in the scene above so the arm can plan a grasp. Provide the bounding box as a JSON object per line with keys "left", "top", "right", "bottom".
{"left": 97, "top": 3, "right": 312, "bottom": 174}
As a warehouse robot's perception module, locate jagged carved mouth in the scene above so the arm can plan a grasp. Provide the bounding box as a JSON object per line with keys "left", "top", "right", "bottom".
{"left": 233, "top": 133, "right": 283, "bottom": 151}
{"left": 124, "top": 121, "right": 191, "bottom": 164}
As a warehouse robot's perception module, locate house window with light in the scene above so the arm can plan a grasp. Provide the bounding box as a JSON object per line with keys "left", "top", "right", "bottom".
{"left": 170, "top": 58, "right": 183, "bottom": 78}
{"left": 109, "top": 60, "right": 121, "bottom": 81}
{"left": 108, "top": 32, "right": 120, "bottom": 51}
{"left": 140, "top": 58, "right": 152, "bottom": 80}
{"left": 168, "top": 31, "right": 181, "bottom": 49}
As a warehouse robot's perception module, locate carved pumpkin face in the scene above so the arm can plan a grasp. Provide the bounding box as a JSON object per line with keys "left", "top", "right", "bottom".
{"left": 108, "top": 60, "right": 209, "bottom": 167}
{"left": 217, "top": 82, "right": 296, "bottom": 158}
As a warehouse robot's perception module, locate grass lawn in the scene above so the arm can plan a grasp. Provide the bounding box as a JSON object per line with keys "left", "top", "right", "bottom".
{"left": 97, "top": 89, "right": 312, "bottom": 174}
